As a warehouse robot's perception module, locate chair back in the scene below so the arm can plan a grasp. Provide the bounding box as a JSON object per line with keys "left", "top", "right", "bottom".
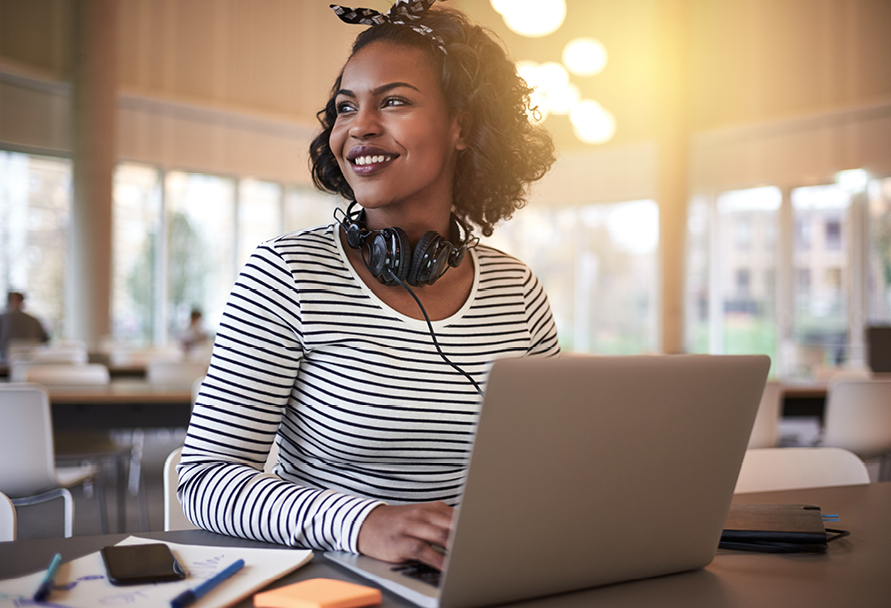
{"left": 19, "top": 363, "right": 110, "bottom": 385}
{"left": 148, "top": 360, "right": 208, "bottom": 386}
{"left": 0, "top": 384, "right": 60, "bottom": 497}
{"left": 163, "top": 447, "right": 199, "bottom": 531}
{"left": 735, "top": 447, "right": 870, "bottom": 494}
{"left": 747, "top": 381, "right": 781, "bottom": 449}
{"left": 824, "top": 380, "right": 891, "bottom": 457}
{"left": 0, "top": 491, "right": 16, "bottom": 541}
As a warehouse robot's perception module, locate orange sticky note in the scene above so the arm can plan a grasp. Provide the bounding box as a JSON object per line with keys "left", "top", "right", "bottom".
{"left": 254, "top": 578, "right": 382, "bottom": 608}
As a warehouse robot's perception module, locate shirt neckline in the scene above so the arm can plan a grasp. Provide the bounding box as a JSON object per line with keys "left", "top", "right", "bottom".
{"left": 332, "top": 223, "right": 480, "bottom": 329}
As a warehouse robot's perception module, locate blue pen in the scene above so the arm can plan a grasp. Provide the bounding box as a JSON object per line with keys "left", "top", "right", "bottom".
{"left": 170, "top": 559, "right": 245, "bottom": 608}
{"left": 33, "top": 553, "right": 63, "bottom": 602}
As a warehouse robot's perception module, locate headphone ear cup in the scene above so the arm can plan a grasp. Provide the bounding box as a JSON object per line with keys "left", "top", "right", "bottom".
{"left": 346, "top": 222, "right": 365, "bottom": 249}
{"left": 369, "top": 227, "right": 411, "bottom": 285}
{"left": 408, "top": 231, "right": 449, "bottom": 287}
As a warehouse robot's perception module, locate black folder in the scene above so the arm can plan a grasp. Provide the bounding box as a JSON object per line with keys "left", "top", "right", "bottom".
{"left": 720, "top": 504, "right": 849, "bottom": 553}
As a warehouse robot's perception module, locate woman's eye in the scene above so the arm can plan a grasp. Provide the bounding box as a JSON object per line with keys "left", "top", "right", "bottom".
{"left": 383, "top": 97, "right": 409, "bottom": 108}
{"left": 335, "top": 101, "right": 356, "bottom": 114}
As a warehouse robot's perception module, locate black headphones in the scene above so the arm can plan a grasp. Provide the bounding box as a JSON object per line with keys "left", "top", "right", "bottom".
{"left": 335, "top": 201, "right": 478, "bottom": 287}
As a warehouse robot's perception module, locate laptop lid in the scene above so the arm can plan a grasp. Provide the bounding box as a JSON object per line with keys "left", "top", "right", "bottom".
{"left": 328, "top": 354, "right": 770, "bottom": 608}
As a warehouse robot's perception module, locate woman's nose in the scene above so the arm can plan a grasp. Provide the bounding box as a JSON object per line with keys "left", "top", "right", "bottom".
{"left": 349, "top": 106, "right": 381, "bottom": 139}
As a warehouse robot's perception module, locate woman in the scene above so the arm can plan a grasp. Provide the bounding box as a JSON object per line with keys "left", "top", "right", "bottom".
{"left": 178, "top": 0, "right": 558, "bottom": 571}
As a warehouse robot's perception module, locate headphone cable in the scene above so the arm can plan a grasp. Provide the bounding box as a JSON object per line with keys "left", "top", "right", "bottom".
{"left": 389, "top": 273, "right": 483, "bottom": 397}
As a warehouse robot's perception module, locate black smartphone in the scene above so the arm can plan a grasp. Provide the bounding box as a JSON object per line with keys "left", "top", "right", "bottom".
{"left": 100, "top": 543, "right": 186, "bottom": 586}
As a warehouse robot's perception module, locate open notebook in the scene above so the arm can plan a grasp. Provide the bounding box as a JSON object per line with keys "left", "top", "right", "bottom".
{"left": 326, "top": 354, "right": 770, "bottom": 608}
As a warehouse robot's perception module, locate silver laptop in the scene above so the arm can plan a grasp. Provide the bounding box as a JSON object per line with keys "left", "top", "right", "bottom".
{"left": 326, "top": 354, "right": 770, "bottom": 608}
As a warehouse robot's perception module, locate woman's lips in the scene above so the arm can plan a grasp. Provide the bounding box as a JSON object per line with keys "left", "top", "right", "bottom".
{"left": 349, "top": 153, "right": 397, "bottom": 175}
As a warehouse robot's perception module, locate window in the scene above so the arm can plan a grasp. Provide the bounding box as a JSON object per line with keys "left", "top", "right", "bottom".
{"left": 685, "top": 187, "right": 780, "bottom": 371}
{"left": 112, "top": 164, "right": 162, "bottom": 344}
{"left": 867, "top": 177, "right": 891, "bottom": 322}
{"left": 0, "top": 151, "right": 71, "bottom": 337}
{"left": 791, "top": 185, "right": 850, "bottom": 368}
{"left": 734, "top": 218, "right": 752, "bottom": 250}
{"left": 238, "top": 179, "right": 282, "bottom": 267}
{"left": 283, "top": 186, "right": 341, "bottom": 233}
{"left": 487, "top": 200, "right": 660, "bottom": 354}
{"left": 735, "top": 268, "right": 751, "bottom": 298}
{"left": 686, "top": 180, "right": 870, "bottom": 379}
{"left": 684, "top": 196, "right": 710, "bottom": 353}
{"left": 165, "top": 172, "right": 237, "bottom": 342}
{"left": 825, "top": 220, "right": 842, "bottom": 250}
{"left": 108, "top": 170, "right": 342, "bottom": 346}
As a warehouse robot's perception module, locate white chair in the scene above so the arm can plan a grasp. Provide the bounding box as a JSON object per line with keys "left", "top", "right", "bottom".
{"left": 20, "top": 363, "right": 143, "bottom": 531}
{"left": 747, "top": 381, "right": 781, "bottom": 449}
{"left": 147, "top": 360, "right": 209, "bottom": 386}
{"left": 823, "top": 379, "right": 891, "bottom": 481}
{"left": 734, "top": 447, "right": 870, "bottom": 494}
{"left": 0, "top": 491, "right": 16, "bottom": 541}
{"left": 164, "top": 442, "right": 281, "bottom": 531}
{"left": 0, "top": 384, "right": 104, "bottom": 537}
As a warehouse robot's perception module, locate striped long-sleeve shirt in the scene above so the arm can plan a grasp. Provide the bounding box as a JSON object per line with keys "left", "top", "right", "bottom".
{"left": 177, "top": 223, "right": 560, "bottom": 552}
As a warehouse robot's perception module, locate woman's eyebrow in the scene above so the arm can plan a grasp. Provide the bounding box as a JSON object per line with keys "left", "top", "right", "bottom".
{"left": 335, "top": 82, "right": 421, "bottom": 98}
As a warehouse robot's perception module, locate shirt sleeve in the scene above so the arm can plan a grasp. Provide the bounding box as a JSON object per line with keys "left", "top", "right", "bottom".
{"left": 522, "top": 266, "right": 561, "bottom": 357}
{"left": 176, "top": 241, "right": 384, "bottom": 552}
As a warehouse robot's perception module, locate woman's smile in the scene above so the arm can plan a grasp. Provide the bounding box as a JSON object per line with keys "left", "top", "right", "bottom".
{"left": 347, "top": 145, "right": 399, "bottom": 175}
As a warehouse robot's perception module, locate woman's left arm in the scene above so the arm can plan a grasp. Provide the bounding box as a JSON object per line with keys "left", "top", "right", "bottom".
{"left": 522, "top": 268, "right": 561, "bottom": 357}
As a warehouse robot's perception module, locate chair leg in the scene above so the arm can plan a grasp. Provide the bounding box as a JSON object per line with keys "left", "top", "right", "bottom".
{"left": 94, "top": 472, "right": 109, "bottom": 535}
{"left": 60, "top": 488, "right": 74, "bottom": 538}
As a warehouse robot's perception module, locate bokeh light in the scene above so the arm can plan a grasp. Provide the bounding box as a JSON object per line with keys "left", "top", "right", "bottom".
{"left": 569, "top": 100, "right": 617, "bottom": 144}
{"left": 562, "top": 37, "right": 608, "bottom": 77}
{"left": 490, "top": 0, "right": 566, "bottom": 38}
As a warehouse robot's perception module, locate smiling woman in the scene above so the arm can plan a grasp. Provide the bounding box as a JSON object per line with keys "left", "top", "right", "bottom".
{"left": 177, "top": 0, "right": 560, "bottom": 573}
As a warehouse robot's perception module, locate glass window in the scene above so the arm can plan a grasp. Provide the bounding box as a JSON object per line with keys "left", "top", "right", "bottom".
{"left": 238, "top": 179, "right": 282, "bottom": 267}
{"left": 791, "top": 184, "right": 851, "bottom": 368}
{"left": 112, "top": 164, "right": 162, "bottom": 345}
{"left": 0, "top": 151, "right": 71, "bottom": 338}
{"left": 283, "top": 186, "right": 342, "bottom": 233}
{"left": 165, "top": 172, "right": 236, "bottom": 342}
{"left": 716, "top": 187, "right": 780, "bottom": 365}
{"left": 867, "top": 177, "right": 891, "bottom": 323}
{"left": 684, "top": 195, "right": 710, "bottom": 354}
{"left": 487, "top": 200, "right": 660, "bottom": 354}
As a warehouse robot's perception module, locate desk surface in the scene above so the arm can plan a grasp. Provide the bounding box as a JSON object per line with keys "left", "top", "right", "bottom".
{"left": 45, "top": 380, "right": 193, "bottom": 405}
{"left": 43, "top": 380, "right": 194, "bottom": 430}
{"left": 1, "top": 483, "right": 889, "bottom": 608}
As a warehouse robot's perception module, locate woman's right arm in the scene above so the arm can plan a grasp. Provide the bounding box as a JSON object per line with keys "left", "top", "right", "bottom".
{"left": 176, "top": 241, "right": 383, "bottom": 552}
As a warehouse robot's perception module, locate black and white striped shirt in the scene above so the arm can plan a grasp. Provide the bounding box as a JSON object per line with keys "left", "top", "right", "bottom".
{"left": 178, "top": 223, "right": 559, "bottom": 552}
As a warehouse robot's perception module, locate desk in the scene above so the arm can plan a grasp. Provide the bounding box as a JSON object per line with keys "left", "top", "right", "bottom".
{"left": 47, "top": 380, "right": 193, "bottom": 430}
{"left": 1, "top": 483, "right": 889, "bottom": 607}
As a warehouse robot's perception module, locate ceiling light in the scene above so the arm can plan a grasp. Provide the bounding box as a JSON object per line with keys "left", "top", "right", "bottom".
{"left": 562, "top": 38, "right": 608, "bottom": 77}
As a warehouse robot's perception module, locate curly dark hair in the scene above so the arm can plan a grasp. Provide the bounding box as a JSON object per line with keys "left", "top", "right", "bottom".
{"left": 309, "top": 5, "right": 555, "bottom": 237}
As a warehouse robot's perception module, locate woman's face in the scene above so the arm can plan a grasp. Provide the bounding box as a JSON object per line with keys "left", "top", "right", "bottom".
{"left": 329, "top": 41, "right": 465, "bottom": 219}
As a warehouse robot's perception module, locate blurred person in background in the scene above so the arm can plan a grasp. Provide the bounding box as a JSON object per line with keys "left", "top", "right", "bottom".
{"left": 179, "top": 308, "right": 210, "bottom": 354}
{"left": 0, "top": 291, "right": 50, "bottom": 363}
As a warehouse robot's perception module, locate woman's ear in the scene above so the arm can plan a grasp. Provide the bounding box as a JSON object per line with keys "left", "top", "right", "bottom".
{"left": 452, "top": 111, "right": 469, "bottom": 151}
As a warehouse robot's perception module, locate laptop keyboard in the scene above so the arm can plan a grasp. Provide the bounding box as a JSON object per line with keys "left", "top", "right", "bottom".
{"left": 390, "top": 561, "right": 442, "bottom": 587}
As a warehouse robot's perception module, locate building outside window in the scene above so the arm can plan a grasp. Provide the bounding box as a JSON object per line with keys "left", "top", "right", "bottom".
{"left": 867, "top": 177, "right": 891, "bottom": 323}
{"left": 685, "top": 186, "right": 781, "bottom": 373}
{"left": 791, "top": 184, "right": 850, "bottom": 369}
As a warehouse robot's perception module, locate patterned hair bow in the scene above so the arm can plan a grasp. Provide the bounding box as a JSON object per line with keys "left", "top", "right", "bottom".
{"left": 330, "top": 0, "right": 447, "bottom": 55}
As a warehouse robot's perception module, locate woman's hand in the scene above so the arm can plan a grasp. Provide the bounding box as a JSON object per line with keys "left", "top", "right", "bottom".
{"left": 357, "top": 502, "right": 454, "bottom": 570}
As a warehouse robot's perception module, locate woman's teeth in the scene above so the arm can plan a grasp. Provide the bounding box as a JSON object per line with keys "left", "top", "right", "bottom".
{"left": 353, "top": 155, "right": 393, "bottom": 166}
